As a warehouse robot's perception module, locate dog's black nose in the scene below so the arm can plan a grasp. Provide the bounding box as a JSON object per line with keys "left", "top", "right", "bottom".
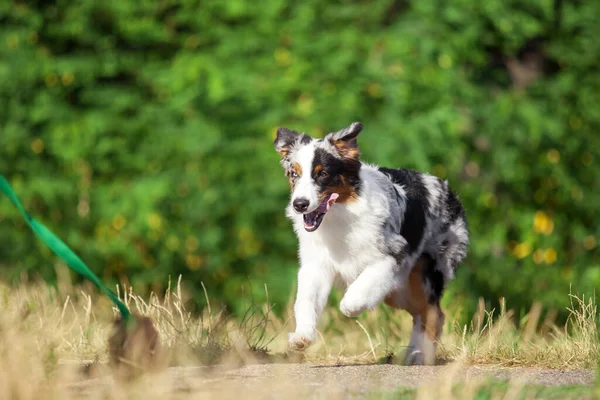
{"left": 293, "top": 198, "right": 310, "bottom": 213}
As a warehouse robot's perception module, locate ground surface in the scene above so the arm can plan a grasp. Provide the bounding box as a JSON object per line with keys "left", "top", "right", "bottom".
{"left": 67, "top": 363, "right": 596, "bottom": 399}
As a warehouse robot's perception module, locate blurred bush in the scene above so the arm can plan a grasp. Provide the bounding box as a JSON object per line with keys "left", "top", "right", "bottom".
{"left": 0, "top": 0, "right": 598, "bottom": 318}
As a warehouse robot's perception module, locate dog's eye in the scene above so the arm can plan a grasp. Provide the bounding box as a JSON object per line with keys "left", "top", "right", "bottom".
{"left": 318, "top": 170, "right": 329, "bottom": 179}
{"left": 290, "top": 171, "right": 299, "bottom": 179}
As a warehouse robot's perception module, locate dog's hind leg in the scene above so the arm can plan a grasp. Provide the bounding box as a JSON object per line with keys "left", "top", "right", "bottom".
{"left": 405, "top": 303, "right": 444, "bottom": 366}
{"left": 401, "top": 254, "right": 445, "bottom": 366}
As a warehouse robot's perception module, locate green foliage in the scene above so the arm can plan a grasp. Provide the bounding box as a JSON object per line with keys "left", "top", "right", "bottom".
{"left": 1, "top": 0, "right": 599, "bottom": 317}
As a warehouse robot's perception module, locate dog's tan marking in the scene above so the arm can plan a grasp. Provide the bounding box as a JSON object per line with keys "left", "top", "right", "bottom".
{"left": 287, "top": 162, "right": 303, "bottom": 188}
{"left": 278, "top": 148, "right": 289, "bottom": 158}
{"left": 383, "top": 257, "right": 444, "bottom": 365}
{"left": 385, "top": 257, "right": 444, "bottom": 343}
{"left": 292, "top": 162, "right": 302, "bottom": 177}
{"left": 326, "top": 175, "right": 358, "bottom": 204}
{"left": 408, "top": 258, "right": 444, "bottom": 343}
{"left": 332, "top": 140, "right": 360, "bottom": 160}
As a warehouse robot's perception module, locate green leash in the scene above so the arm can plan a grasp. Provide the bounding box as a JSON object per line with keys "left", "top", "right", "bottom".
{"left": 0, "top": 174, "right": 131, "bottom": 322}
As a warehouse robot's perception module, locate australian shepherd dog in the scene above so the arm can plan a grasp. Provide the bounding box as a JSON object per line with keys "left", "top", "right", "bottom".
{"left": 274, "top": 122, "right": 469, "bottom": 365}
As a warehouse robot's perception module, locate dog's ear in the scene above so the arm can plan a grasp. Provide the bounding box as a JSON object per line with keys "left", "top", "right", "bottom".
{"left": 274, "top": 128, "right": 310, "bottom": 158}
{"left": 326, "top": 122, "right": 363, "bottom": 160}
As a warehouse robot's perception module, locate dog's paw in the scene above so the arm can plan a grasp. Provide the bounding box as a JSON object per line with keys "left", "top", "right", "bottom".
{"left": 404, "top": 348, "right": 435, "bottom": 366}
{"left": 404, "top": 349, "right": 423, "bottom": 366}
{"left": 288, "top": 332, "right": 312, "bottom": 352}
{"left": 340, "top": 296, "right": 367, "bottom": 318}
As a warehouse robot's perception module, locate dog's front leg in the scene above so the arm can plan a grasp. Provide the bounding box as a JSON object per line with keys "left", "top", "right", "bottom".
{"left": 340, "top": 255, "right": 401, "bottom": 317}
{"left": 289, "top": 263, "right": 333, "bottom": 351}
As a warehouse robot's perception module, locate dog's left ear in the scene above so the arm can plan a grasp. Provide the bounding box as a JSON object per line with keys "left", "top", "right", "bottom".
{"left": 326, "top": 122, "right": 363, "bottom": 160}
{"left": 274, "top": 128, "right": 313, "bottom": 158}
{"left": 274, "top": 128, "right": 300, "bottom": 158}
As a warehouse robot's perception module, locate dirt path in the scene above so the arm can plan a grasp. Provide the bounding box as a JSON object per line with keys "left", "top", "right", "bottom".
{"left": 69, "top": 363, "right": 595, "bottom": 399}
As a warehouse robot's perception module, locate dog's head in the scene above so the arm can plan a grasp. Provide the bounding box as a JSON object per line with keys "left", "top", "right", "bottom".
{"left": 274, "top": 122, "right": 363, "bottom": 232}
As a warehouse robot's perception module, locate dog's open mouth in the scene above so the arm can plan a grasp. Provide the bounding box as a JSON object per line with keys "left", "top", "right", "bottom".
{"left": 303, "top": 193, "right": 339, "bottom": 232}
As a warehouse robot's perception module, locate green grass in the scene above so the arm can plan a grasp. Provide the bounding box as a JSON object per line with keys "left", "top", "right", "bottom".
{"left": 375, "top": 380, "right": 597, "bottom": 400}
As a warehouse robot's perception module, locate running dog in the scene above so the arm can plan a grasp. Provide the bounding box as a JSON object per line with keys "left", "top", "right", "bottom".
{"left": 273, "top": 122, "right": 469, "bottom": 365}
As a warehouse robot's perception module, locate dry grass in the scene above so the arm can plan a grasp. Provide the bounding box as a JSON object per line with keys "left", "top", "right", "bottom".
{"left": 0, "top": 277, "right": 597, "bottom": 399}
{"left": 297, "top": 291, "right": 598, "bottom": 370}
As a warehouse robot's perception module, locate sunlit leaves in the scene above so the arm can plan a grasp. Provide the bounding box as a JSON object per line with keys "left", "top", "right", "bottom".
{"left": 0, "top": 0, "right": 599, "bottom": 317}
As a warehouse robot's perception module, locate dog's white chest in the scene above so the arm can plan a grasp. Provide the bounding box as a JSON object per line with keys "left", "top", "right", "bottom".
{"left": 297, "top": 200, "right": 388, "bottom": 285}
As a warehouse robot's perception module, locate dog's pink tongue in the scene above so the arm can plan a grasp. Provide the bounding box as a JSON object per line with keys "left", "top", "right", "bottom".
{"left": 325, "top": 193, "right": 339, "bottom": 212}
{"left": 314, "top": 193, "right": 339, "bottom": 214}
